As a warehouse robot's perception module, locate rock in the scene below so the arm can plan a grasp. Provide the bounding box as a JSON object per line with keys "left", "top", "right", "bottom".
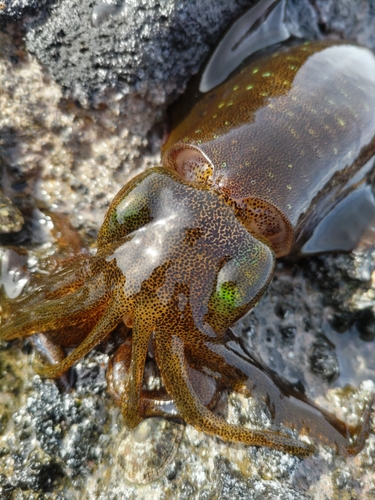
{"left": 0, "top": 0, "right": 54, "bottom": 27}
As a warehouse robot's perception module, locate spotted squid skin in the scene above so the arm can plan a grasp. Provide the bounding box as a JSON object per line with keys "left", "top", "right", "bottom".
{"left": 163, "top": 40, "right": 375, "bottom": 255}
{"left": 1, "top": 39, "right": 374, "bottom": 458}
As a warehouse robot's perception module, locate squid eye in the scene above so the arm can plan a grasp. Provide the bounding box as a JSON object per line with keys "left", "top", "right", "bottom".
{"left": 163, "top": 145, "right": 214, "bottom": 186}
{"left": 100, "top": 191, "right": 151, "bottom": 245}
{"left": 98, "top": 170, "right": 154, "bottom": 247}
{"left": 207, "top": 237, "right": 275, "bottom": 330}
{"left": 211, "top": 281, "right": 240, "bottom": 316}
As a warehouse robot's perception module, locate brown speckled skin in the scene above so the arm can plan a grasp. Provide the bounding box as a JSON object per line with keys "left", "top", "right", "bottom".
{"left": 164, "top": 40, "right": 375, "bottom": 253}
{"left": 1, "top": 40, "right": 375, "bottom": 457}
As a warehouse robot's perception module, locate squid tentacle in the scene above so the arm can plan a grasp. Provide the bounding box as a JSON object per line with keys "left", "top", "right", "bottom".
{"left": 184, "top": 337, "right": 372, "bottom": 455}
{"left": 35, "top": 291, "right": 127, "bottom": 379}
{"left": 154, "top": 331, "right": 315, "bottom": 457}
{"left": 121, "top": 301, "right": 158, "bottom": 429}
{"left": 0, "top": 284, "right": 108, "bottom": 342}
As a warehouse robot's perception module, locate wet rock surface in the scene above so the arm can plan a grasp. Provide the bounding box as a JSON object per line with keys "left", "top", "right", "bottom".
{"left": 0, "top": 0, "right": 375, "bottom": 499}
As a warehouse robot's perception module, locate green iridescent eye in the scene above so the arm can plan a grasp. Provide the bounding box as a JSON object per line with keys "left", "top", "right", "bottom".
{"left": 101, "top": 193, "right": 151, "bottom": 244}
{"left": 116, "top": 198, "right": 141, "bottom": 223}
{"left": 207, "top": 237, "right": 275, "bottom": 332}
{"left": 116, "top": 194, "right": 150, "bottom": 228}
{"left": 207, "top": 271, "right": 249, "bottom": 333}
{"left": 212, "top": 281, "right": 241, "bottom": 315}
{"left": 98, "top": 169, "right": 156, "bottom": 246}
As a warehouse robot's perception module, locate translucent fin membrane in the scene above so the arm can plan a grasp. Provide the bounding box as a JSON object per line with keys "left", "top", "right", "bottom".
{"left": 302, "top": 185, "right": 375, "bottom": 254}
{"left": 199, "top": 0, "right": 290, "bottom": 92}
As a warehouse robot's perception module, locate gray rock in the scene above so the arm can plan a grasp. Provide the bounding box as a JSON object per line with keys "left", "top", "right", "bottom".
{"left": 25, "top": 0, "right": 252, "bottom": 108}
{"left": 0, "top": 1, "right": 54, "bottom": 27}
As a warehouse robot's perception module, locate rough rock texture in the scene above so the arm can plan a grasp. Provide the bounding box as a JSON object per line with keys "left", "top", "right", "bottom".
{"left": 24, "top": 0, "right": 252, "bottom": 107}
{"left": 0, "top": 1, "right": 55, "bottom": 28}
{"left": 0, "top": 0, "right": 375, "bottom": 499}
